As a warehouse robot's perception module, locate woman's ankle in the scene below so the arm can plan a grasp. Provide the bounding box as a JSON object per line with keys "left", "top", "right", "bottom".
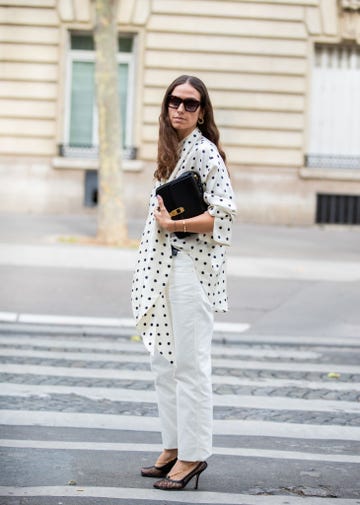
{"left": 156, "top": 449, "right": 178, "bottom": 466}
{"left": 168, "top": 460, "right": 199, "bottom": 479}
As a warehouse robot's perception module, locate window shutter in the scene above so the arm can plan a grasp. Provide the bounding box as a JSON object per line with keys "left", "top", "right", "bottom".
{"left": 307, "top": 45, "right": 360, "bottom": 169}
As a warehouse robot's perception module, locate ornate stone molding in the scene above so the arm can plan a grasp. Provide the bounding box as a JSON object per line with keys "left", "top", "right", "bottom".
{"left": 57, "top": 0, "right": 150, "bottom": 26}
{"left": 339, "top": 0, "right": 360, "bottom": 40}
{"left": 340, "top": 0, "right": 360, "bottom": 10}
{"left": 57, "top": 0, "right": 92, "bottom": 23}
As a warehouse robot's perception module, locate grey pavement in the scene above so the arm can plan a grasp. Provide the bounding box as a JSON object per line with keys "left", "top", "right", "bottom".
{"left": 1, "top": 213, "right": 360, "bottom": 504}
{"left": 0, "top": 212, "right": 359, "bottom": 340}
{"left": 1, "top": 328, "right": 360, "bottom": 503}
{"left": 0, "top": 212, "right": 359, "bottom": 260}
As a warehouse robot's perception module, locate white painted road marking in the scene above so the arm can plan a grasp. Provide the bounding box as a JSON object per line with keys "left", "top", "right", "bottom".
{"left": 2, "top": 382, "right": 360, "bottom": 414}
{"left": 1, "top": 439, "right": 360, "bottom": 464}
{"left": 1, "top": 410, "right": 360, "bottom": 441}
{"left": 0, "top": 486, "right": 359, "bottom": 505}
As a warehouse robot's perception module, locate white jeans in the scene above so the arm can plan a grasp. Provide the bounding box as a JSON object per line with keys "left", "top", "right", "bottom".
{"left": 151, "top": 250, "right": 214, "bottom": 461}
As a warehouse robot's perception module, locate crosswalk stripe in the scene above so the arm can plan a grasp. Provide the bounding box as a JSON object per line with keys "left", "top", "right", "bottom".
{"left": 211, "top": 375, "right": 360, "bottom": 391}
{"left": 1, "top": 327, "right": 360, "bottom": 347}
{"left": 1, "top": 439, "right": 360, "bottom": 464}
{"left": 0, "top": 312, "right": 250, "bottom": 334}
{"left": 0, "top": 348, "right": 148, "bottom": 362}
{"left": 222, "top": 334, "right": 360, "bottom": 347}
{"left": 1, "top": 364, "right": 359, "bottom": 392}
{"left": 0, "top": 337, "right": 323, "bottom": 359}
{"left": 1, "top": 382, "right": 360, "bottom": 413}
{"left": 0, "top": 347, "right": 324, "bottom": 362}
{"left": 0, "top": 363, "right": 154, "bottom": 379}
{"left": 1, "top": 410, "right": 360, "bottom": 441}
{"left": 1, "top": 327, "right": 359, "bottom": 502}
{"left": 1, "top": 357, "right": 359, "bottom": 374}
{"left": 0, "top": 486, "right": 359, "bottom": 505}
{"left": 213, "top": 359, "right": 360, "bottom": 373}
{"left": 0, "top": 312, "right": 17, "bottom": 322}
{"left": 2, "top": 373, "right": 359, "bottom": 394}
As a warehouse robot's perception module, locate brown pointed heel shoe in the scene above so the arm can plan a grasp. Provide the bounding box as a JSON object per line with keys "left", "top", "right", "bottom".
{"left": 140, "top": 458, "right": 177, "bottom": 478}
{"left": 153, "top": 461, "right": 207, "bottom": 490}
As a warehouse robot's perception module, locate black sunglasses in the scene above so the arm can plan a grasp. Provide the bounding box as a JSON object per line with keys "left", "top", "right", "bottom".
{"left": 167, "top": 95, "right": 201, "bottom": 112}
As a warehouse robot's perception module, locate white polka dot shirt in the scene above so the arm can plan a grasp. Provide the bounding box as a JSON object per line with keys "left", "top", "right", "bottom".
{"left": 131, "top": 128, "right": 236, "bottom": 363}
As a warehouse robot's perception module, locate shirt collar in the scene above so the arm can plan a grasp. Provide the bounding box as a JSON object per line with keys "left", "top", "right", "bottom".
{"left": 180, "top": 127, "right": 202, "bottom": 149}
{"left": 167, "top": 128, "right": 203, "bottom": 182}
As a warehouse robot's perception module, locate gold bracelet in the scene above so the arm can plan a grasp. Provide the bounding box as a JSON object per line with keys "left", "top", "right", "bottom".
{"left": 183, "top": 219, "right": 187, "bottom": 233}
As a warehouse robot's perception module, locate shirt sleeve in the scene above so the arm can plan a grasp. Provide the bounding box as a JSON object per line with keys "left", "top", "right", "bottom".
{"left": 203, "top": 154, "right": 237, "bottom": 246}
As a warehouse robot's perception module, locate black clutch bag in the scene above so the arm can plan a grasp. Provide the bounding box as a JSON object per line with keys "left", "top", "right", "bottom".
{"left": 156, "top": 171, "right": 207, "bottom": 238}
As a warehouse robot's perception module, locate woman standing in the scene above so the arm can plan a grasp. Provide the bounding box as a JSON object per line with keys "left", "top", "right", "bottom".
{"left": 131, "top": 75, "right": 236, "bottom": 490}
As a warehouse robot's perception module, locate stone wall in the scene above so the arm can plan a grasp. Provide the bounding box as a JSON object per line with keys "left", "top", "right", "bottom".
{"left": 1, "top": 0, "right": 359, "bottom": 223}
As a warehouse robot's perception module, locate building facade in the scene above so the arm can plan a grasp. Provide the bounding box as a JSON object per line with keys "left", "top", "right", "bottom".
{"left": 1, "top": 0, "right": 360, "bottom": 225}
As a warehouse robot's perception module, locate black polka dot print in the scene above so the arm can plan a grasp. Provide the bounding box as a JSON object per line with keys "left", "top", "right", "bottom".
{"left": 131, "top": 127, "right": 236, "bottom": 364}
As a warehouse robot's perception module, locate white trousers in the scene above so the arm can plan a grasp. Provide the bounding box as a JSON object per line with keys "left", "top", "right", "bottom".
{"left": 151, "top": 251, "right": 214, "bottom": 461}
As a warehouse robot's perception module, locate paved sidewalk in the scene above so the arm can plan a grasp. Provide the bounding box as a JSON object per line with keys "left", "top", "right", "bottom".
{"left": 0, "top": 213, "right": 359, "bottom": 261}
{"left": 0, "top": 213, "right": 359, "bottom": 340}
{"left": 0, "top": 213, "right": 359, "bottom": 275}
{"left": 1, "top": 214, "right": 360, "bottom": 504}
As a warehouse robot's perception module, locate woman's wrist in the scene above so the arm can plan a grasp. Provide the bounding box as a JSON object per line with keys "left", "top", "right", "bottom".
{"left": 169, "top": 219, "right": 187, "bottom": 233}
{"left": 170, "top": 220, "right": 176, "bottom": 233}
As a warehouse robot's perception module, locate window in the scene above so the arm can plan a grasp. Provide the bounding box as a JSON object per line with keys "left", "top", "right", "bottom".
{"left": 62, "top": 33, "right": 136, "bottom": 159}
{"left": 306, "top": 44, "right": 360, "bottom": 169}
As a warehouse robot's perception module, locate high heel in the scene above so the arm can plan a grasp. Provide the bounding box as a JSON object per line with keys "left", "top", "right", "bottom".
{"left": 141, "top": 458, "right": 177, "bottom": 478}
{"left": 153, "top": 461, "right": 207, "bottom": 490}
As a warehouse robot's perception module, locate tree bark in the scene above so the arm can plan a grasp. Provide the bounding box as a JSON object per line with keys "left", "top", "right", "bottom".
{"left": 94, "top": 0, "right": 128, "bottom": 245}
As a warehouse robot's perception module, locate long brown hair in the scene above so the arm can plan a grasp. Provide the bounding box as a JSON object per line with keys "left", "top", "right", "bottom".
{"left": 155, "top": 75, "right": 226, "bottom": 181}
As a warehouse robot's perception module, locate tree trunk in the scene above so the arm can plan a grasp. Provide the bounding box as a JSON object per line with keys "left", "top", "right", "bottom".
{"left": 94, "top": 0, "right": 128, "bottom": 245}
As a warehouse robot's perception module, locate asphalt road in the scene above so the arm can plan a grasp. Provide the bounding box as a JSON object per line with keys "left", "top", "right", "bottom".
{"left": 0, "top": 214, "right": 359, "bottom": 504}
{"left": 0, "top": 326, "right": 360, "bottom": 504}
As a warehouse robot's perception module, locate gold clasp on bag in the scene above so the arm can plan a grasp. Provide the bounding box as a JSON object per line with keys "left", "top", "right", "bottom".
{"left": 169, "top": 207, "right": 185, "bottom": 217}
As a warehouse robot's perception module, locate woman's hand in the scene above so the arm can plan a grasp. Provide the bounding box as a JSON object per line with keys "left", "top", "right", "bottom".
{"left": 154, "top": 195, "right": 215, "bottom": 234}
{"left": 154, "top": 195, "right": 174, "bottom": 231}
